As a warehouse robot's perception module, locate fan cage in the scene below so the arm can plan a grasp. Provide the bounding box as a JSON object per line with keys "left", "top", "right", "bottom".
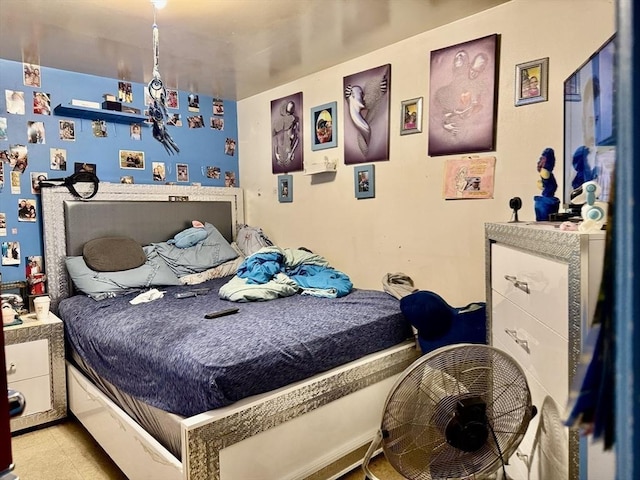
{"left": 379, "top": 344, "right": 534, "bottom": 480}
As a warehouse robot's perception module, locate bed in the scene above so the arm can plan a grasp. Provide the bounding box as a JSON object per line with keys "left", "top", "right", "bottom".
{"left": 41, "top": 183, "right": 419, "bottom": 480}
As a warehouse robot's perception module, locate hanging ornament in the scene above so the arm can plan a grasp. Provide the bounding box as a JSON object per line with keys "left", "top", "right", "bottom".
{"left": 148, "top": 2, "right": 179, "bottom": 154}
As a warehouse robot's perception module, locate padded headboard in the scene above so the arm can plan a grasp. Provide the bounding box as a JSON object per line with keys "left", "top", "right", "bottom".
{"left": 41, "top": 183, "right": 244, "bottom": 312}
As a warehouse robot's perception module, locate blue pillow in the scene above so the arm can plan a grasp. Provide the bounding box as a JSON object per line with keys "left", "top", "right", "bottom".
{"left": 66, "top": 246, "right": 181, "bottom": 300}
{"left": 152, "top": 222, "right": 238, "bottom": 276}
{"left": 167, "top": 226, "right": 208, "bottom": 248}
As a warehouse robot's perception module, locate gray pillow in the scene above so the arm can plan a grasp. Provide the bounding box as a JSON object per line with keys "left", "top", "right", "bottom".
{"left": 66, "top": 246, "right": 181, "bottom": 299}
{"left": 152, "top": 222, "right": 238, "bottom": 276}
{"left": 83, "top": 236, "right": 146, "bottom": 272}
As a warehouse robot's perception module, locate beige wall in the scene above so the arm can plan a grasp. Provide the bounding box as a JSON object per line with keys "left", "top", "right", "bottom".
{"left": 237, "top": 0, "right": 615, "bottom": 305}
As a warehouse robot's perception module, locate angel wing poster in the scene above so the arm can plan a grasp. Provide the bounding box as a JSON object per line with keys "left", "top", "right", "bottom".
{"left": 343, "top": 64, "right": 391, "bottom": 165}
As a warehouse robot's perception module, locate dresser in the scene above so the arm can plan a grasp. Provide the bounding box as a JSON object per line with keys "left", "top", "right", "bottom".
{"left": 4, "top": 312, "right": 66, "bottom": 432}
{"left": 485, "top": 222, "right": 614, "bottom": 480}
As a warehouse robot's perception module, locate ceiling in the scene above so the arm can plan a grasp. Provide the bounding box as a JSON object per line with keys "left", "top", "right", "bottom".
{"left": 0, "top": 0, "right": 510, "bottom": 100}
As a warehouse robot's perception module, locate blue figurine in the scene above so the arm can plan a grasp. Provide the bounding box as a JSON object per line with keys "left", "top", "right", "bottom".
{"left": 534, "top": 147, "right": 560, "bottom": 221}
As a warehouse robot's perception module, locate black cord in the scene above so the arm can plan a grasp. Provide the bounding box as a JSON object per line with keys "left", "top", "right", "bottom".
{"left": 488, "top": 421, "right": 508, "bottom": 480}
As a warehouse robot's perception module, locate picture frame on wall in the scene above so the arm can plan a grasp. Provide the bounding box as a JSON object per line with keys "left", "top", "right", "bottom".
{"left": 343, "top": 64, "right": 391, "bottom": 164}
{"left": 278, "top": 174, "right": 293, "bottom": 203}
{"left": 271, "top": 92, "right": 303, "bottom": 174}
{"left": 515, "top": 57, "right": 549, "bottom": 106}
{"left": 354, "top": 164, "right": 375, "bottom": 199}
{"left": 400, "top": 97, "right": 423, "bottom": 135}
{"left": 428, "top": 34, "right": 499, "bottom": 156}
{"left": 310, "top": 102, "right": 337, "bottom": 151}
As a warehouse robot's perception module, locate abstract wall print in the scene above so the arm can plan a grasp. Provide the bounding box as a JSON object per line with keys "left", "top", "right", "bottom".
{"left": 428, "top": 34, "right": 499, "bottom": 156}
{"left": 310, "top": 102, "right": 337, "bottom": 151}
{"left": 271, "top": 92, "right": 303, "bottom": 174}
{"left": 515, "top": 57, "right": 549, "bottom": 106}
{"left": 343, "top": 64, "right": 391, "bottom": 164}
{"left": 442, "top": 156, "right": 496, "bottom": 200}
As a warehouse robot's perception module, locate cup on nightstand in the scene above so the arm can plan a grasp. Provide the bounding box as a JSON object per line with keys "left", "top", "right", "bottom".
{"left": 33, "top": 295, "right": 51, "bottom": 321}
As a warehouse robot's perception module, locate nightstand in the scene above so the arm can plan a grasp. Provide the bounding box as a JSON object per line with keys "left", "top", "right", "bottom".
{"left": 4, "top": 312, "right": 66, "bottom": 432}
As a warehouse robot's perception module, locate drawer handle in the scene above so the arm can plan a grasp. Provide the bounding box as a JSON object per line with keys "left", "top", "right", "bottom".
{"left": 504, "top": 275, "right": 530, "bottom": 294}
{"left": 504, "top": 328, "right": 530, "bottom": 353}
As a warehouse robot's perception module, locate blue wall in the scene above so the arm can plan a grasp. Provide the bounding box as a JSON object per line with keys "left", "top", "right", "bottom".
{"left": 0, "top": 59, "right": 238, "bottom": 284}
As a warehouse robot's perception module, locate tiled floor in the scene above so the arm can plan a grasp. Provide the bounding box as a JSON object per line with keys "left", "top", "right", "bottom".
{"left": 9, "top": 417, "right": 403, "bottom": 480}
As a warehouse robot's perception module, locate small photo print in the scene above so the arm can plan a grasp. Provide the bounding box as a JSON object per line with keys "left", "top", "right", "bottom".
{"left": 167, "top": 89, "right": 179, "bottom": 109}
{"left": 11, "top": 171, "right": 21, "bottom": 193}
{"left": 225, "top": 171, "right": 236, "bottom": 187}
{"left": 187, "top": 115, "right": 204, "bottom": 128}
{"left": 118, "top": 81, "right": 133, "bottom": 103}
{"left": 50, "top": 148, "right": 67, "bottom": 170}
{"left": 210, "top": 117, "right": 224, "bottom": 130}
{"left": 213, "top": 99, "right": 224, "bottom": 116}
{"left": 225, "top": 138, "right": 236, "bottom": 156}
{"left": 59, "top": 120, "right": 76, "bottom": 141}
{"left": 2, "top": 241, "right": 21, "bottom": 266}
{"left": 0, "top": 213, "right": 6, "bottom": 236}
{"left": 177, "top": 163, "right": 189, "bottom": 182}
{"left": 17, "top": 198, "right": 37, "bottom": 222}
{"left": 23, "top": 62, "right": 41, "bottom": 87}
{"left": 33, "top": 92, "right": 51, "bottom": 115}
{"left": 92, "top": 120, "right": 107, "bottom": 137}
{"left": 120, "top": 175, "right": 134, "bottom": 184}
{"left": 0, "top": 117, "right": 7, "bottom": 140}
{"left": 152, "top": 162, "right": 166, "bottom": 182}
{"left": 167, "top": 113, "right": 182, "bottom": 126}
{"left": 119, "top": 150, "right": 144, "bottom": 169}
{"left": 188, "top": 93, "right": 200, "bottom": 112}
{"left": 206, "top": 166, "right": 221, "bottom": 179}
{"left": 130, "top": 123, "right": 142, "bottom": 140}
{"left": 6, "top": 90, "right": 26, "bottom": 115}
{"left": 74, "top": 162, "right": 96, "bottom": 174}
{"left": 27, "top": 121, "right": 45, "bottom": 144}
{"left": 30, "top": 172, "right": 47, "bottom": 194}
{"left": 10, "top": 144, "right": 28, "bottom": 173}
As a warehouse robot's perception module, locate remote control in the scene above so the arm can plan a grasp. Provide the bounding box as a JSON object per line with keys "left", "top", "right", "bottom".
{"left": 175, "top": 291, "right": 197, "bottom": 299}
{"left": 204, "top": 307, "right": 239, "bottom": 319}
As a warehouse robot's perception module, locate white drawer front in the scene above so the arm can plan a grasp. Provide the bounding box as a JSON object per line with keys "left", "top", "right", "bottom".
{"left": 491, "top": 243, "right": 569, "bottom": 338}
{"left": 5, "top": 339, "right": 49, "bottom": 382}
{"left": 8, "top": 375, "right": 52, "bottom": 418}
{"left": 492, "top": 292, "right": 569, "bottom": 405}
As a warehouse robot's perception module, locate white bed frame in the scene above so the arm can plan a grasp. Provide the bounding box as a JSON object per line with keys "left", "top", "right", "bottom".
{"left": 41, "top": 184, "right": 418, "bottom": 480}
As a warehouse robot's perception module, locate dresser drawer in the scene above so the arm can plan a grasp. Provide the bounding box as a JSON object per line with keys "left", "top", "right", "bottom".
{"left": 8, "top": 375, "right": 52, "bottom": 417}
{"left": 492, "top": 292, "right": 569, "bottom": 405}
{"left": 491, "top": 243, "right": 569, "bottom": 338}
{"left": 5, "top": 338, "right": 49, "bottom": 382}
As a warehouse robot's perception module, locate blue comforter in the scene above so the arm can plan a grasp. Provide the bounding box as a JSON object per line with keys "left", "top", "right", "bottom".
{"left": 59, "top": 277, "right": 412, "bottom": 417}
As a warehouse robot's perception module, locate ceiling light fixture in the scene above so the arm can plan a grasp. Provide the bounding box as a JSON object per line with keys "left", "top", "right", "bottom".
{"left": 148, "top": 0, "right": 179, "bottom": 154}
{"left": 150, "top": 0, "right": 167, "bottom": 9}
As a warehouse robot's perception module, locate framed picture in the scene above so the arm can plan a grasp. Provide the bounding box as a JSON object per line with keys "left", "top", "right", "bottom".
{"left": 343, "top": 64, "right": 391, "bottom": 164}
{"left": 271, "top": 92, "right": 303, "bottom": 174}
{"left": 354, "top": 164, "right": 375, "bottom": 199}
{"left": 515, "top": 57, "right": 549, "bottom": 106}
{"left": 428, "top": 34, "right": 499, "bottom": 156}
{"left": 310, "top": 102, "right": 337, "bottom": 151}
{"left": 278, "top": 174, "right": 293, "bottom": 203}
{"left": 400, "top": 97, "right": 423, "bottom": 135}
{"left": 119, "top": 150, "right": 144, "bottom": 169}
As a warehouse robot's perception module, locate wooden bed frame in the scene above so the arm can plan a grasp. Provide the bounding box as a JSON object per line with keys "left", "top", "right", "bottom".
{"left": 41, "top": 184, "right": 418, "bottom": 480}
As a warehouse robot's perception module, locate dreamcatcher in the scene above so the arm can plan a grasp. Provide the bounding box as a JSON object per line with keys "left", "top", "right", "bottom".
{"left": 148, "top": 2, "right": 179, "bottom": 154}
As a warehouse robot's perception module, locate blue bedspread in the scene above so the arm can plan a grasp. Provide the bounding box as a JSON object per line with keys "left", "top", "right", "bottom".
{"left": 58, "top": 277, "right": 412, "bottom": 417}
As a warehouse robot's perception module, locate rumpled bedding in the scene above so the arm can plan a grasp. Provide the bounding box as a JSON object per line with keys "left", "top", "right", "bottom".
{"left": 219, "top": 246, "right": 353, "bottom": 301}
{"left": 58, "top": 276, "right": 412, "bottom": 417}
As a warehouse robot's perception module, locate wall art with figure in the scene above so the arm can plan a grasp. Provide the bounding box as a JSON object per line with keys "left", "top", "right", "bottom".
{"left": 428, "top": 34, "right": 499, "bottom": 156}
{"left": 343, "top": 64, "right": 391, "bottom": 165}
{"left": 271, "top": 92, "right": 303, "bottom": 174}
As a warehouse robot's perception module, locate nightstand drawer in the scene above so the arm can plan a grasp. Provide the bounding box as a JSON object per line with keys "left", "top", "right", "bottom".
{"left": 491, "top": 243, "right": 569, "bottom": 338}
{"left": 8, "top": 375, "right": 52, "bottom": 416}
{"left": 5, "top": 338, "right": 49, "bottom": 382}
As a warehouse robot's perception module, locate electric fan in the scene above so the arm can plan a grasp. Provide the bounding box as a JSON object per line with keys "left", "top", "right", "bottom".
{"left": 362, "top": 343, "right": 536, "bottom": 480}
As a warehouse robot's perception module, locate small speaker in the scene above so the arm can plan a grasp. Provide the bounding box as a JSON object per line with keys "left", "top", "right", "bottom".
{"left": 509, "top": 197, "right": 522, "bottom": 223}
